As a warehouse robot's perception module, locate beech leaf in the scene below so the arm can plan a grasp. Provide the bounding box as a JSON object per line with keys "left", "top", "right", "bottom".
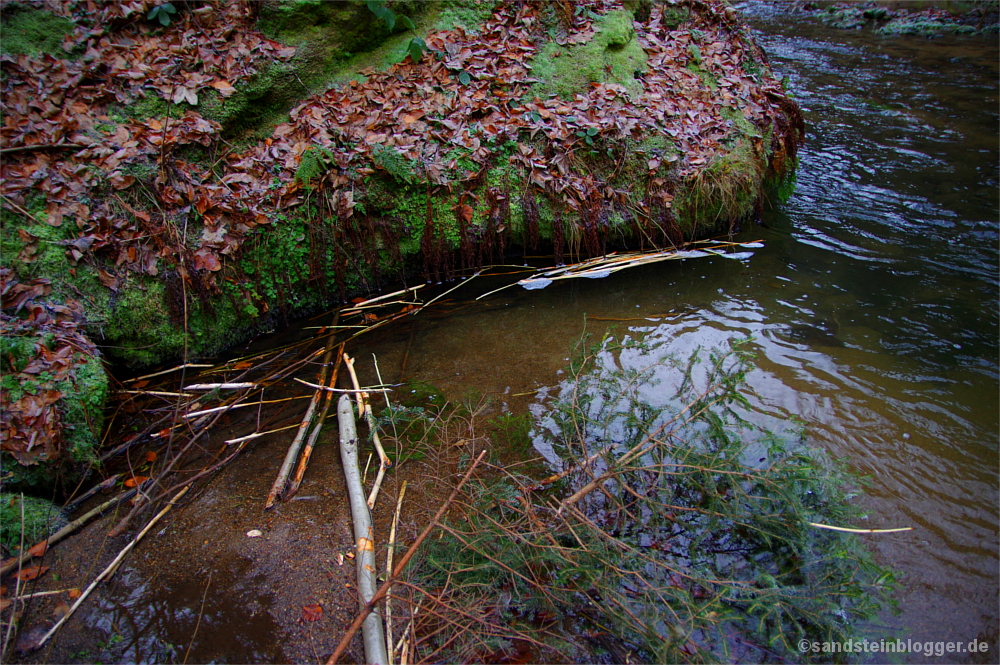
{"left": 301, "top": 603, "right": 323, "bottom": 622}
{"left": 16, "top": 566, "right": 50, "bottom": 581}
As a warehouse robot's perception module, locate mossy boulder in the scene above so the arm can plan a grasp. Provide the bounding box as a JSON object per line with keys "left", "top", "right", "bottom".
{"left": 0, "top": 493, "right": 68, "bottom": 556}
{"left": 0, "top": 298, "right": 109, "bottom": 493}
{"left": 200, "top": 0, "right": 432, "bottom": 140}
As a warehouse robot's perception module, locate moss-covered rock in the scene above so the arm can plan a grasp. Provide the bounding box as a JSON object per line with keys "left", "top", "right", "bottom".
{"left": 0, "top": 493, "right": 68, "bottom": 556}
{"left": 0, "top": 300, "right": 109, "bottom": 493}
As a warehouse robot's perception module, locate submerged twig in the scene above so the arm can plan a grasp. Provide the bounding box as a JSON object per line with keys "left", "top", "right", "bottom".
{"left": 286, "top": 344, "right": 345, "bottom": 498}
{"left": 265, "top": 321, "right": 339, "bottom": 510}
{"left": 36, "top": 486, "right": 190, "bottom": 649}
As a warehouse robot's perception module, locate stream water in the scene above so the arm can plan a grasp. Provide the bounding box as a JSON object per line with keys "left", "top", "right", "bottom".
{"left": 346, "top": 9, "right": 999, "bottom": 660}
{"left": 31, "top": 9, "right": 997, "bottom": 664}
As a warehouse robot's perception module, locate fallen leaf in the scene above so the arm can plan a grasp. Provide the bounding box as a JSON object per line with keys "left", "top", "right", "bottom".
{"left": 233, "top": 361, "right": 253, "bottom": 370}
{"left": 15, "top": 625, "right": 47, "bottom": 654}
{"left": 52, "top": 601, "right": 71, "bottom": 619}
{"left": 68, "top": 588, "right": 82, "bottom": 599}
{"left": 16, "top": 566, "right": 50, "bottom": 581}
{"left": 246, "top": 529, "right": 263, "bottom": 538}
{"left": 97, "top": 269, "right": 120, "bottom": 291}
{"left": 300, "top": 603, "right": 323, "bottom": 622}
{"left": 210, "top": 80, "right": 236, "bottom": 97}
{"left": 0, "top": 598, "right": 10, "bottom": 611}
{"left": 27, "top": 541, "right": 47, "bottom": 557}
{"left": 145, "top": 451, "right": 157, "bottom": 462}
{"left": 124, "top": 475, "right": 149, "bottom": 488}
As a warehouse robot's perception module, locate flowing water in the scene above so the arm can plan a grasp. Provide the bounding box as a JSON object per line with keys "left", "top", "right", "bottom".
{"left": 348, "top": 10, "right": 1000, "bottom": 659}
{"left": 35, "top": 10, "right": 997, "bottom": 663}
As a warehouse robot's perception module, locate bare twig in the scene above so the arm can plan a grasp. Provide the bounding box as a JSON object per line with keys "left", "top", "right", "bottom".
{"left": 385, "top": 481, "right": 408, "bottom": 656}
{"left": 286, "top": 344, "right": 345, "bottom": 498}
{"left": 264, "top": 321, "right": 339, "bottom": 510}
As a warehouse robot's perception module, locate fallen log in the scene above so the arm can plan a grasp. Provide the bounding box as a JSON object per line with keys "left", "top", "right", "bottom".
{"left": 337, "top": 393, "right": 389, "bottom": 665}
{"left": 327, "top": 449, "right": 487, "bottom": 665}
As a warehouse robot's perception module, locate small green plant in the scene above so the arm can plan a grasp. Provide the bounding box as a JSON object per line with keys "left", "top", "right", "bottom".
{"left": 365, "top": 0, "right": 427, "bottom": 63}
{"left": 294, "top": 146, "right": 336, "bottom": 186}
{"left": 147, "top": 2, "right": 177, "bottom": 27}
{"left": 575, "top": 125, "right": 600, "bottom": 146}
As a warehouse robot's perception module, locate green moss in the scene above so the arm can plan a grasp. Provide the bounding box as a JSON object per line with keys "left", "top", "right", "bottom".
{"left": 529, "top": 9, "right": 648, "bottom": 100}
{"left": 876, "top": 16, "right": 977, "bottom": 35}
{"left": 660, "top": 5, "right": 690, "bottom": 29}
{"left": 435, "top": 0, "right": 500, "bottom": 32}
{"left": 104, "top": 278, "right": 185, "bottom": 368}
{"left": 60, "top": 353, "right": 108, "bottom": 466}
{"left": 0, "top": 195, "right": 114, "bottom": 323}
{"left": 674, "top": 137, "right": 764, "bottom": 233}
{"left": 0, "top": 4, "right": 74, "bottom": 57}
{"left": 258, "top": 0, "right": 390, "bottom": 49}
{"left": 199, "top": 62, "right": 305, "bottom": 141}
{"left": 0, "top": 493, "right": 68, "bottom": 555}
{"left": 127, "top": 95, "right": 188, "bottom": 121}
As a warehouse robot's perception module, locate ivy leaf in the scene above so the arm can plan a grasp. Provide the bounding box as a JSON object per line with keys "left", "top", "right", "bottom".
{"left": 458, "top": 70, "right": 471, "bottom": 85}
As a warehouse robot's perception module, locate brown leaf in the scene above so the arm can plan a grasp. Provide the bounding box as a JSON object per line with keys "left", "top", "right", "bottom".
{"left": 193, "top": 251, "right": 222, "bottom": 272}
{"left": 300, "top": 603, "right": 323, "bottom": 622}
{"left": 68, "top": 588, "right": 82, "bottom": 599}
{"left": 124, "top": 475, "right": 149, "bottom": 488}
{"left": 233, "top": 361, "right": 253, "bottom": 370}
{"left": 145, "top": 451, "right": 157, "bottom": 462}
{"left": 52, "top": 601, "right": 71, "bottom": 620}
{"left": 210, "top": 80, "right": 236, "bottom": 97}
{"left": 26, "top": 541, "right": 47, "bottom": 558}
{"left": 16, "top": 565, "right": 50, "bottom": 581}
{"left": 97, "top": 269, "right": 120, "bottom": 291}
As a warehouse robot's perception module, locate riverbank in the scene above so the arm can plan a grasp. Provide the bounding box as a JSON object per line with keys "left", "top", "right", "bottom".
{"left": 0, "top": 0, "right": 804, "bottom": 491}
